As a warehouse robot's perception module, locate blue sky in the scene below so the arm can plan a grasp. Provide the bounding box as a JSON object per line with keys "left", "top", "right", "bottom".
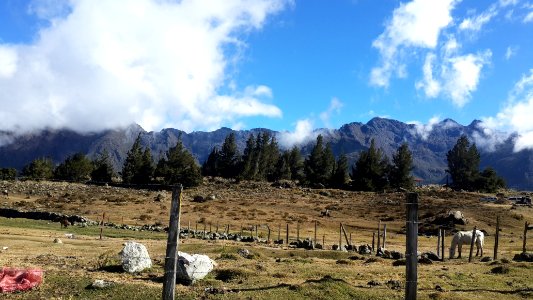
{"left": 1, "top": 0, "right": 533, "bottom": 148}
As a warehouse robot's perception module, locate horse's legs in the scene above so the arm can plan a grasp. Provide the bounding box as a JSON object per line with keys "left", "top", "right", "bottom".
{"left": 458, "top": 243, "right": 462, "bottom": 258}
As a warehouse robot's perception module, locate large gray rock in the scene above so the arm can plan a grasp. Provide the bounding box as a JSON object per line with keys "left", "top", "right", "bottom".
{"left": 176, "top": 251, "right": 216, "bottom": 285}
{"left": 120, "top": 241, "right": 152, "bottom": 273}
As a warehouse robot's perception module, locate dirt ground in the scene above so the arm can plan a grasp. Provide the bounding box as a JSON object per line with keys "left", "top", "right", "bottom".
{"left": 0, "top": 179, "right": 532, "bottom": 299}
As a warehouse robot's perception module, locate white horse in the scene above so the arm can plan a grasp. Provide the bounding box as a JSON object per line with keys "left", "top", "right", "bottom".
{"left": 449, "top": 230, "right": 484, "bottom": 258}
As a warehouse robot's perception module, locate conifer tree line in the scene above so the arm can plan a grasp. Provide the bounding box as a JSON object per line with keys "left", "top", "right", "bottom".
{"left": 15, "top": 132, "right": 506, "bottom": 192}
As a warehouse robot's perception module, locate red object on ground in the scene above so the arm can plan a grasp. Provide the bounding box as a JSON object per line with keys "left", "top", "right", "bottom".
{"left": 0, "top": 267, "right": 43, "bottom": 293}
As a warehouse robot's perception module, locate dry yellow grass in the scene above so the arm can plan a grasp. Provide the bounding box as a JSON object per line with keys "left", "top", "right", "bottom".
{"left": 0, "top": 179, "right": 532, "bottom": 299}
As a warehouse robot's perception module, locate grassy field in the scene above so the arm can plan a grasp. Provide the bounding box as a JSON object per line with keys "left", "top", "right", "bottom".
{"left": 0, "top": 180, "right": 532, "bottom": 299}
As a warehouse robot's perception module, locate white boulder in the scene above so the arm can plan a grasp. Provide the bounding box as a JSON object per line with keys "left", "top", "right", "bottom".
{"left": 120, "top": 241, "right": 152, "bottom": 273}
{"left": 176, "top": 251, "right": 216, "bottom": 285}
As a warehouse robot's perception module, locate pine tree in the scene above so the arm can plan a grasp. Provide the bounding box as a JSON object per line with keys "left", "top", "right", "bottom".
{"left": 476, "top": 167, "right": 506, "bottom": 192}
{"left": 390, "top": 143, "right": 414, "bottom": 190}
{"left": 350, "top": 139, "right": 390, "bottom": 191}
{"left": 155, "top": 139, "right": 202, "bottom": 187}
{"left": 288, "top": 146, "right": 304, "bottom": 182}
{"left": 240, "top": 134, "right": 258, "bottom": 180}
{"left": 272, "top": 151, "right": 292, "bottom": 181}
{"left": 22, "top": 157, "right": 54, "bottom": 180}
{"left": 446, "top": 135, "right": 480, "bottom": 191}
{"left": 54, "top": 153, "right": 93, "bottom": 182}
{"left": 91, "top": 150, "right": 115, "bottom": 183}
{"left": 202, "top": 147, "right": 220, "bottom": 177}
{"left": 304, "top": 135, "right": 334, "bottom": 187}
{"left": 218, "top": 133, "right": 240, "bottom": 178}
{"left": 330, "top": 153, "right": 349, "bottom": 188}
{"left": 122, "top": 134, "right": 153, "bottom": 184}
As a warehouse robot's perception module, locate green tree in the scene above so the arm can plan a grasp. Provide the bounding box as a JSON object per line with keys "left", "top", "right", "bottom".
{"left": 350, "top": 139, "right": 390, "bottom": 191}
{"left": 288, "top": 146, "right": 304, "bottom": 182}
{"left": 155, "top": 139, "right": 202, "bottom": 187}
{"left": 0, "top": 168, "right": 17, "bottom": 180}
{"left": 202, "top": 147, "right": 220, "bottom": 177}
{"left": 218, "top": 133, "right": 240, "bottom": 178}
{"left": 389, "top": 143, "right": 414, "bottom": 190}
{"left": 446, "top": 135, "right": 480, "bottom": 191}
{"left": 304, "top": 135, "right": 335, "bottom": 187}
{"left": 22, "top": 157, "right": 54, "bottom": 180}
{"left": 272, "top": 150, "right": 292, "bottom": 181}
{"left": 54, "top": 153, "right": 93, "bottom": 182}
{"left": 476, "top": 167, "right": 506, "bottom": 192}
{"left": 122, "top": 134, "right": 154, "bottom": 184}
{"left": 240, "top": 134, "right": 258, "bottom": 180}
{"left": 91, "top": 150, "right": 115, "bottom": 183}
{"left": 330, "top": 153, "right": 349, "bottom": 189}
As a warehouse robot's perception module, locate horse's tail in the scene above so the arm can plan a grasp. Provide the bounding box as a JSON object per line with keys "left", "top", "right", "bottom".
{"left": 476, "top": 231, "right": 485, "bottom": 248}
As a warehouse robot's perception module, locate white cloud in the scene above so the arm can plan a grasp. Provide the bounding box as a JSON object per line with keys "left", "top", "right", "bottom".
{"left": 481, "top": 69, "right": 533, "bottom": 151}
{"left": 0, "top": 46, "right": 18, "bottom": 78}
{"left": 524, "top": 11, "right": 533, "bottom": 22}
{"left": 319, "top": 97, "right": 343, "bottom": 128}
{"left": 505, "top": 45, "right": 518, "bottom": 59}
{"left": 0, "top": 0, "right": 291, "bottom": 134}
{"left": 416, "top": 53, "right": 441, "bottom": 97}
{"left": 278, "top": 119, "right": 317, "bottom": 148}
{"left": 408, "top": 116, "right": 441, "bottom": 140}
{"left": 370, "top": 0, "right": 458, "bottom": 87}
{"left": 442, "top": 50, "right": 492, "bottom": 107}
{"left": 459, "top": 5, "right": 498, "bottom": 32}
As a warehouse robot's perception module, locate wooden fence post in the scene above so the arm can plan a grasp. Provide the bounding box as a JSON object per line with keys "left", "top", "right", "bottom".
{"left": 278, "top": 224, "right": 281, "bottom": 241}
{"left": 494, "top": 216, "right": 499, "bottom": 260}
{"left": 523, "top": 221, "right": 530, "bottom": 253}
{"left": 99, "top": 212, "right": 106, "bottom": 240}
{"left": 383, "top": 223, "right": 387, "bottom": 249}
{"left": 314, "top": 220, "right": 318, "bottom": 245}
{"left": 267, "top": 225, "right": 271, "bottom": 242}
{"left": 297, "top": 222, "right": 300, "bottom": 241}
{"left": 162, "top": 185, "right": 183, "bottom": 300}
{"left": 377, "top": 220, "right": 381, "bottom": 253}
{"left": 437, "top": 229, "right": 441, "bottom": 257}
{"left": 372, "top": 232, "right": 375, "bottom": 253}
{"left": 286, "top": 223, "right": 289, "bottom": 245}
{"left": 441, "top": 229, "right": 445, "bottom": 262}
{"left": 187, "top": 221, "right": 190, "bottom": 239}
{"left": 339, "top": 223, "right": 342, "bottom": 251}
{"left": 405, "top": 193, "right": 418, "bottom": 300}
{"left": 341, "top": 223, "right": 350, "bottom": 247}
{"left": 468, "top": 226, "right": 477, "bottom": 263}
{"left": 322, "top": 234, "right": 325, "bottom": 249}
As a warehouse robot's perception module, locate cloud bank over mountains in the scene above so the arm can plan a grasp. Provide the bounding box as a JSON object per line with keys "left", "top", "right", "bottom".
{"left": 0, "top": 0, "right": 291, "bottom": 133}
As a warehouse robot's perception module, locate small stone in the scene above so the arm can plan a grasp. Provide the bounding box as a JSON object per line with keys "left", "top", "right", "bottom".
{"left": 90, "top": 279, "right": 114, "bottom": 289}
{"left": 53, "top": 238, "right": 63, "bottom": 244}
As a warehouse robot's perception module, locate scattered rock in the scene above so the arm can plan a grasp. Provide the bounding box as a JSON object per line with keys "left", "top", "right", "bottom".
{"left": 193, "top": 195, "right": 205, "bottom": 203}
{"left": 120, "top": 241, "right": 152, "bottom": 273}
{"left": 421, "top": 252, "right": 439, "bottom": 261}
{"left": 358, "top": 244, "right": 372, "bottom": 255}
{"left": 177, "top": 251, "right": 216, "bottom": 285}
{"left": 386, "top": 280, "right": 402, "bottom": 290}
{"left": 238, "top": 249, "right": 250, "bottom": 259}
{"left": 89, "top": 279, "right": 114, "bottom": 289}
{"left": 480, "top": 256, "right": 493, "bottom": 262}
{"left": 491, "top": 265, "right": 510, "bottom": 274}
{"left": 367, "top": 280, "right": 381, "bottom": 287}
{"left": 53, "top": 238, "right": 63, "bottom": 244}
{"left": 435, "top": 284, "right": 445, "bottom": 292}
{"left": 513, "top": 252, "right": 533, "bottom": 262}
{"left": 207, "top": 194, "right": 216, "bottom": 201}
{"left": 392, "top": 259, "right": 406, "bottom": 266}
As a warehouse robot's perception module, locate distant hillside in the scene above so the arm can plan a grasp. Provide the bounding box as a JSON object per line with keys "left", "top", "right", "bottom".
{"left": 1, "top": 118, "right": 532, "bottom": 190}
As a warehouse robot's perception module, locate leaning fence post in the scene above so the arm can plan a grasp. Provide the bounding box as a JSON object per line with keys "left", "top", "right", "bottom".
{"left": 297, "top": 222, "right": 300, "bottom": 241}
{"left": 405, "top": 193, "right": 418, "bottom": 300}
{"left": 339, "top": 223, "right": 342, "bottom": 251}
{"left": 494, "top": 216, "right": 499, "bottom": 260}
{"left": 162, "top": 184, "right": 183, "bottom": 300}
{"left": 468, "top": 226, "right": 477, "bottom": 263}
{"left": 278, "top": 224, "right": 281, "bottom": 241}
{"left": 99, "top": 212, "right": 105, "bottom": 240}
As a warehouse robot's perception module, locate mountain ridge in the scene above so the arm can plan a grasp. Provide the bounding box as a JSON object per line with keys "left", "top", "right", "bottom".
{"left": 1, "top": 117, "right": 532, "bottom": 190}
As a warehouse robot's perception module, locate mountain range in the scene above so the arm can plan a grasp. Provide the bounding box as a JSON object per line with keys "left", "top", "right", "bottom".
{"left": 1, "top": 117, "right": 532, "bottom": 190}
